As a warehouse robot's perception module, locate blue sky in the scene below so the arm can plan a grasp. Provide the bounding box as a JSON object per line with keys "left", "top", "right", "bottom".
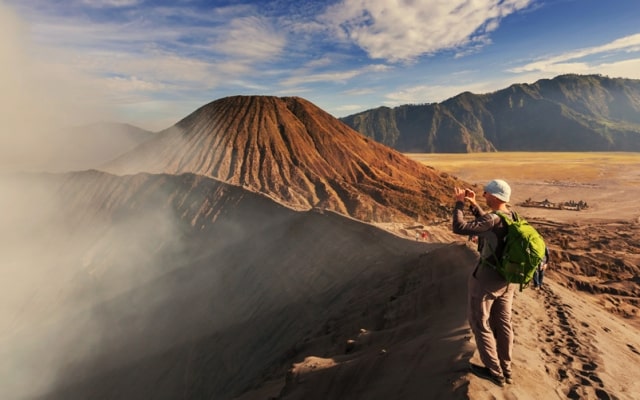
{"left": 2, "top": 0, "right": 640, "bottom": 131}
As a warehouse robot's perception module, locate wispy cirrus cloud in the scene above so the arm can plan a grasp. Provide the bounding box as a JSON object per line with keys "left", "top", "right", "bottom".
{"left": 510, "top": 33, "right": 640, "bottom": 78}
{"left": 80, "top": 0, "right": 142, "bottom": 7}
{"left": 280, "top": 63, "right": 391, "bottom": 87}
{"left": 383, "top": 82, "right": 487, "bottom": 107}
{"left": 210, "top": 15, "right": 286, "bottom": 61}
{"left": 14, "top": 4, "right": 287, "bottom": 98}
{"left": 321, "top": 0, "right": 534, "bottom": 62}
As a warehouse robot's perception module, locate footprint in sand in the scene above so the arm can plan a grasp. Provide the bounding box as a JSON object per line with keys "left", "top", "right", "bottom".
{"left": 627, "top": 343, "right": 640, "bottom": 355}
{"left": 539, "top": 285, "right": 610, "bottom": 399}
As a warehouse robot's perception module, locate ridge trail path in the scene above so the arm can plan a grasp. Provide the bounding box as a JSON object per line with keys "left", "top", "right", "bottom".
{"left": 466, "top": 280, "right": 640, "bottom": 400}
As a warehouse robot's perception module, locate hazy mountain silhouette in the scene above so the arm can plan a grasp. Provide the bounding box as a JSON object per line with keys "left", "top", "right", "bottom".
{"left": 1, "top": 122, "right": 154, "bottom": 173}
{"left": 341, "top": 74, "right": 640, "bottom": 152}
{"left": 35, "top": 122, "right": 155, "bottom": 172}
{"left": 105, "top": 95, "right": 465, "bottom": 222}
{"left": 64, "top": 122, "right": 155, "bottom": 167}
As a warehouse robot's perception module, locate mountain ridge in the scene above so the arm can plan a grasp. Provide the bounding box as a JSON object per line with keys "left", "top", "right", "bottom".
{"left": 340, "top": 74, "right": 640, "bottom": 152}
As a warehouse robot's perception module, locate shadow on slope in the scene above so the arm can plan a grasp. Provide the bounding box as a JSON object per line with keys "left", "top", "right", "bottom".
{"left": 43, "top": 242, "right": 476, "bottom": 400}
{"left": 262, "top": 244, "right": 477, "bottom": 400}
{"left": 1, "top": 171, "right": 475, "bottom": 400}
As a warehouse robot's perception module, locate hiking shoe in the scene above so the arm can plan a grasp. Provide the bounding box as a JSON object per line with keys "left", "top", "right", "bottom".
{"left": 489, "top": 374, "right": 506, "bottom": 387}
{"left": 504, "top": 373, "right": 513, "bottom": 384}
{"left": 469, "top": 363, "right": 505, "bottom": 387}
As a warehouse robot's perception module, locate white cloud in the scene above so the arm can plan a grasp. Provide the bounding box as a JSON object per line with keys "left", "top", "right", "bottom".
{"left": 384, "top": 83, "right": 473, "bottom": 106}
{"left": 383, "top": 74, "right": 529, "bottom": 106}
{"left": 304, "top": 57, "right": 334, "bottom": 68}
{"left": 595, "top": 58, "right": 640, "bottom": 79}
{"left": 334, "top": 103, "right": 368, "bottom": 113}
{"left": 20, "top": 5, "right": 288, "bottom": 92}
{"left": 4, "top": 3, "right": 289, "bottom": 127}
{"left": 212, "top": 16, "right": 286, "bottom": 61}
{"left": 280, "top": 70, "right": 363, "bottom": 87}
{"left": 321, "top": 0, "right": 534, "bottom": 62}
{"left": 105, "top": 76, "right": 166, "bottom": 95}
{"left": 280, "top": 64, "right": 391, "bottom": 86}
{"left": 343, "top": 88, "right": 376, "bottom": 96}
{"left": 29, "top": 14, "right": 199, "bottom": 52}
{"left": 109, "top": 52, "right": 218, "bottom": 85}
{"left": 80, "top": 0, "right": 141, "bottom": 7}
{"left": 510, "top": 33, "right": 640, "bottom": 79}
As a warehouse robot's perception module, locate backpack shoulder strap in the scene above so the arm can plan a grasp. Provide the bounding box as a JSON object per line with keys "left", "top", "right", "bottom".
{"left": 482, "top": 211, "right": 508, "bottom": 269}
{"left": 495, "top": 210, "right": 517, "bottom": 224}
{"left": 510, "top": 210, "right": 520, "bottom": 222}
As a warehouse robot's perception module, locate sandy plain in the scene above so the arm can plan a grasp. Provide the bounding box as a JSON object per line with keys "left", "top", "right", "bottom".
{"left": 411, "top": 152, "right": 640, "bottom": 222}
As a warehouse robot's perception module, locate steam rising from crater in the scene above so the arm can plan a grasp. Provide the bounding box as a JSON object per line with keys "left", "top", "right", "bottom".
{"left": 0, "top": 3, "right": 114, "bottom": 173}
{"left": 0, "top": 4, "right": 175, "bottom": 398}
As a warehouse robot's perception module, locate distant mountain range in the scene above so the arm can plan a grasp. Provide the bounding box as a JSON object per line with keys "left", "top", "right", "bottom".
{"left": 340, "top": 74, "right": 640, "bottom": 152}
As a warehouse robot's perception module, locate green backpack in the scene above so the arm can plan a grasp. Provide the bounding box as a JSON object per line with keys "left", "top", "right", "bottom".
{"left": 492, "top": 211, "right": 547, "bottom": 291}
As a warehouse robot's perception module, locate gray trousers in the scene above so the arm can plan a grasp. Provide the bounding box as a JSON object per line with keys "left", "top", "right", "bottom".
{"left": 468, "top": 269, "right": 516, "bottom": 378}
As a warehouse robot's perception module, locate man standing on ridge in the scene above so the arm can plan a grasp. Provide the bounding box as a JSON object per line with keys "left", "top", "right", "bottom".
{"left": 452, "top": 179, "right": 516, "bottom": 387}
